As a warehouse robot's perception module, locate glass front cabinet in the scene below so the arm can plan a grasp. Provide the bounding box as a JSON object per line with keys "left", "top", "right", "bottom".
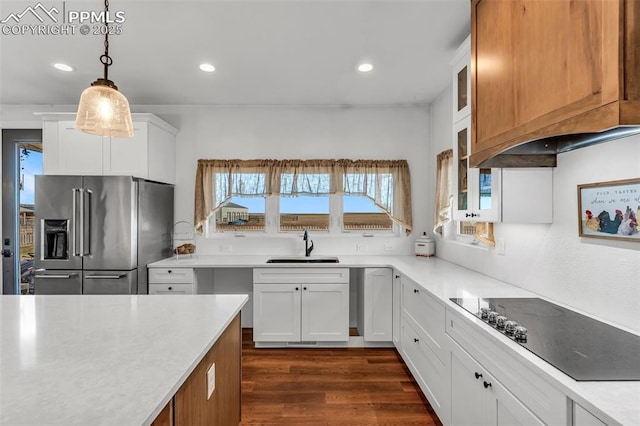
{"left": 452, "top": 117, "right": 501, "bottom": 223}
{"left": 451, "top": 36, "right": 471, "bottom": 124}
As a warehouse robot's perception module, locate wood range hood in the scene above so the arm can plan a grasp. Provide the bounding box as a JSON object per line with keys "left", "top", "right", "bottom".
{"left": 474, "top": 124, "right": 640, "bottom": 169}
{"left": 470, "top": 0, "right": 640, "bottom": 169}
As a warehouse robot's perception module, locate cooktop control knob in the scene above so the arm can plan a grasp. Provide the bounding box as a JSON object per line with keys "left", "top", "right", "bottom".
{"left": 514, "top": 325, "right": 528, "bottom": 341}
{"left": 496, "top": 315, "right": 508, "bottom": 330}
{"left": 487, "top": 311, "right": 499, "bottom": 325}
{"left": 480, "top": 307, "right": 490, "bottom": 320}
{"left": 504, "top": 320, "right": 518, "bottom": 335}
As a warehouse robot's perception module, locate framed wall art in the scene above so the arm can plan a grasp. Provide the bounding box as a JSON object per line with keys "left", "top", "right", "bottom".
{"left": 577, "top": 178, "right": 640, "bottom": 242}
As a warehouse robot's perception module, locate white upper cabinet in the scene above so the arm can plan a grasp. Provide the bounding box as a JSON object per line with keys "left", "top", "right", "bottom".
{"left": 453, "top": 115, "right": 502, "bottom": 223}
{"left": 450, "top": 37, "right": 552, "bottom": 224}
{"left": 38, "top": 113, "right": 178, "bottom": 184}
{"left": 451, "top": 35, "right": 471, "bottom": 124}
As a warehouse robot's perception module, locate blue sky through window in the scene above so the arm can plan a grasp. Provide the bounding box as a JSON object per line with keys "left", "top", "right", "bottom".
{"left": 229, "top": 194, "right": 383, "bottom": 214}
{"left": 20, "top": 150, "right": 42, "bottom": 205}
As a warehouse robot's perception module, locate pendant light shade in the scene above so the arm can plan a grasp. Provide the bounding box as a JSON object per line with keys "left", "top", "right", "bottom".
{"left": 76, "top": 79, "right": 133, "bottom": 137}
{"left": 75, "top": 0, "right": 133, "bottom": 138}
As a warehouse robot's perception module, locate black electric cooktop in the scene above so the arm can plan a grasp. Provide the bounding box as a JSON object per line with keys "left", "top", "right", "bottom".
{"left": 450, "top": 297, "right": 640, "bottom": 381}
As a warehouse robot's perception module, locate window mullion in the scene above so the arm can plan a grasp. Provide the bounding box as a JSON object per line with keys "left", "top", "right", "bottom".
{"left": 265, "top": 195, "right": 279, "bottom": 234}
{"left": 330, "top": 194, "right": 342, "bottom": 234}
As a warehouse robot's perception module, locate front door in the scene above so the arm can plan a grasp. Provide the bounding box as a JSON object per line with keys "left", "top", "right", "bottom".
{"left": 2, "top": 129, "right": 42, "bottom": 294}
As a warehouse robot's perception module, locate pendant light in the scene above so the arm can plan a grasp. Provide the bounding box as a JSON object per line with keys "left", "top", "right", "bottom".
{"left": 76, "top": 0, "right": 133, "bottom": 137}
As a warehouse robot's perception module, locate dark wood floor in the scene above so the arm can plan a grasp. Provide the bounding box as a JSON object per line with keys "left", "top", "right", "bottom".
{"left": 240, "top": 329, "right": 443, "bottom": 425}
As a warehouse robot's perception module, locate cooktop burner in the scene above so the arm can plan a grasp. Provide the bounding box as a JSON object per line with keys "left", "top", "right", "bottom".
{"left": 450, "top": 297, "right": 640, "bottom": 381}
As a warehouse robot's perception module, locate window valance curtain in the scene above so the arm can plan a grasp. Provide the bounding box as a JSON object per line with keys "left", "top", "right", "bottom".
{"left": 194, "top": 159, "right": 413, "bottom": 235}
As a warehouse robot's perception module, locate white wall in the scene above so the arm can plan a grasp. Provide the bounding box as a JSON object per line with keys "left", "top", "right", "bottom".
{"left": 430, "top": 84, "right": 640, "bottom": 332}
{"left": 1, "top": 104, "right": 431, "bottom": 256}
{"left": 171, "top": 105, "right": 431, "bottom": 255}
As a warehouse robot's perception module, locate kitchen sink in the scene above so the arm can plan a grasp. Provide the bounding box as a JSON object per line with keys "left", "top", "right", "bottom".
{"left": 266, "top": 257, "right": 340, "bottom": 264}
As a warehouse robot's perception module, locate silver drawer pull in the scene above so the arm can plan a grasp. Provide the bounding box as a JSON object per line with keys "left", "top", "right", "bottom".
{"left": 35, "top": 274, "right": 77, "bottom": 279}
{"left": 85, "top": 274, "right": 127, "bottom": 280}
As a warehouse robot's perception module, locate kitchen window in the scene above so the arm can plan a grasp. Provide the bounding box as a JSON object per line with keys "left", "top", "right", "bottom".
{"left": 194, "top": 159, "right": 412, "bottom": 236}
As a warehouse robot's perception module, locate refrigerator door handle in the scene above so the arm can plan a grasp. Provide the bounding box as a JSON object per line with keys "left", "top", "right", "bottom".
{"left": 83, "top": 189, "right": 92, "bottom": 256}
{"left": 78, "top": 188, "right": 85, "bottom": 256}
{"left": 35, "top": 273, "right": 78, "bottom": 279}
{"left": 85, "top": 273, "right": 128, "bottom": 280}
{"left": 72, "top": 188, "right": 80, "bottom": 256}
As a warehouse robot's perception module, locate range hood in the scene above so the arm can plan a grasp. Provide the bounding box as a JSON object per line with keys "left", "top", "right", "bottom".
{"left": 475, "top": 126, "right": 640, "bottom": 168}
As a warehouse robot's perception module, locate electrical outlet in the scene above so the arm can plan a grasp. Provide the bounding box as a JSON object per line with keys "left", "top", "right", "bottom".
{"left": 384, "top": 244, "right": 393, "bottom": 251}
{"left": 496, "top": 238, "right": 505, "bottom": 255}
{"left": 207, "top": 363, "right": 216, "bottom": 399}
{"left": 357, "top": 244, "right": 368, "bottom": 252}
{"left": 220, "top": 245, "right": 232, "bottom": 252}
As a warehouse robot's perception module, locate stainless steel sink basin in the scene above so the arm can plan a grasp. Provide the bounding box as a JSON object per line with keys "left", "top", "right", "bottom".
{"left": 266, "top": 257, "right": 340, "bottom": 264}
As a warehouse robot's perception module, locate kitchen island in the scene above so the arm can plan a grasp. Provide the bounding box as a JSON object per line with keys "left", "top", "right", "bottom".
{"left": 0, "top": 294, "right": 247, "bottom": 425}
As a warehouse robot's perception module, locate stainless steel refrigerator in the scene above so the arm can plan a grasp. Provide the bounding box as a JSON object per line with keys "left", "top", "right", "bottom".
{"left": 34, "top": 175, "right": 173, "bottom": 295}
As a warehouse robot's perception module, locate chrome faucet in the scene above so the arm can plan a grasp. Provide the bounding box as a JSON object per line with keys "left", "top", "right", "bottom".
{"left": 303, "top": 230, "right": 314, "bottom": 257}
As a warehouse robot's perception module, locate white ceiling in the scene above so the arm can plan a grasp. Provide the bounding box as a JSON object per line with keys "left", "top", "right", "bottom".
{"left": 0, "top": 0, "right": 470, "bottom": 106}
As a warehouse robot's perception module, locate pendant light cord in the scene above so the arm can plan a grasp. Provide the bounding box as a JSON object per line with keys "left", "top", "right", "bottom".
{"left": 100, "top": 0, "right": 112, "bottom": 81}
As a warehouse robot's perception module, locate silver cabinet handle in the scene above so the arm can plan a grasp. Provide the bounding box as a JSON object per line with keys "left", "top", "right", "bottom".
{"left": 85, "top": 273, "right": 127, "bottom": 280}
{"left": 35, "top": 274, "right": 78, "bottom": 279}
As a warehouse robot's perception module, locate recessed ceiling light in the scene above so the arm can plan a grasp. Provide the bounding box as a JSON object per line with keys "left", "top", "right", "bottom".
{"left": 199, "top": 63, "right": 216, "bottom": 73}
{"left": 53, "top": 63, "right": 73, "bottom": 72}
{"left": 358, "top": 63, "right": 374, "bottom": 73}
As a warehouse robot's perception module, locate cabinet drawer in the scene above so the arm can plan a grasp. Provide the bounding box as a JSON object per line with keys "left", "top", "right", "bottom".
{"left": 149, "top": 283, "right": 193, "bottom": 295}
{"left": 253, "top": 268, "right": 349, "bottom": 284}
{"left": 401, "top": 279, "right": 446, "bottom": 364}
{"left": 149, "top": 268, "right": 194, "bottom": 284}
{"left": 401, "top": 318, "right": 448, "bottom": 423}
{"left": 446, "top": 307, "right": 566, "bottom": 426}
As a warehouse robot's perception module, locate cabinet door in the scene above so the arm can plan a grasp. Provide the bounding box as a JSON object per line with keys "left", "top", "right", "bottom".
{"left": 148, "top": 123, "right": 177, "bottom": 185}
{"left": 486, "top": 374, "right": 545, "bottom": 426}
{"left": 401, "top": 318, "right": 449, "bottom": 425}
{"left": 453, "top": 116, "right": 501, "bottom": 223}
{"left": 363, "top": 268, "right": 392, "bottom": 342}
{"left": 451, "top": 342, "right": 544, "bottom": 426}
{"left": 472, "top": 0, "right": 621, "bottom": 156}
{"left": 451, "top": 346, "right": 486, "bottom": 426}
{"left": 253, "top": 284, "right": 301, "bottom": 342}
{"left": 452, "top": 36, "right": 471, "bottom": 124}
{"left": 392, "top": 272, "right": 402, "bottom": 348}
{"left": 56, "top": 121, "right": 105, "bottom": 175}
{"left": 105, "top": 122, "right": 149, "bottom": 178}
{"left": 302, "top": 283, "right": 349, "bottom": 342}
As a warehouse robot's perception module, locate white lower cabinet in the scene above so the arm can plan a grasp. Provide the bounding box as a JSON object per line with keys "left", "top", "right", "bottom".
{"left": 446, "top": 308, "right": 566, "bottom": 426}
{"left": 398, "top": 276, "right": 450, "bottom": 425}
{"left": 148, "top": 283, "right": 193, "bottom": 295}
{"left": 148, "top": 267, "right": 195, "bottom": 294}
{"left": 253, "top": 268, "right": 349, "bottom": 343}
{"left": 573, "top": 402, "right": 606, "bottom": 426}
{"left": 358, "top": 268, "right": 393, "bottom": 342}
{"left": 401, "top": 317, "right": 449, "bottom": 423}
{"left": 450, "top": 341, "right": 543, "bottom": 426}
{"left": 392, "top": 271, "right": 402, "bottom": 348}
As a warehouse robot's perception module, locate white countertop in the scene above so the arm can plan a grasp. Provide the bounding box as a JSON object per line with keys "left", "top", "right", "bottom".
{"left": 150, "top": 254, "right": 640, "bottom": 425}
{"left": 0, "top": 294, "right": 248, "bottom": 426}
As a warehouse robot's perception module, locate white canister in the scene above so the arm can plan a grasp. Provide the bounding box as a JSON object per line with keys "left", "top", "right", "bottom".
{"left": 415, "top": 232, "right": 435, "bottom": 257}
